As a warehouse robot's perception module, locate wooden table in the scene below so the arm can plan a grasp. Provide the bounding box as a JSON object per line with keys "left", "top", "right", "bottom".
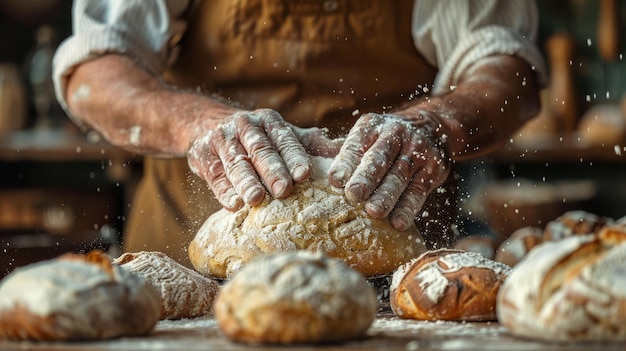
{"left": 1, "top": 311, "right": 624, "bottom": 351}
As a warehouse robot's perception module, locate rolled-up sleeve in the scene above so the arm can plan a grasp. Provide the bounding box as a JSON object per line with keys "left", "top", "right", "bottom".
{"left": 412, "top": 0, "right": 547, "bottom": 95}
{"left": 52, "top": 0, "right": 191, "bottom": 112}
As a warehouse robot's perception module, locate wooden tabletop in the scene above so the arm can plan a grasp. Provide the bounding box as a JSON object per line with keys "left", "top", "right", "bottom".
{"left": 1, "top": 312, "right": 624, "bottom": 351}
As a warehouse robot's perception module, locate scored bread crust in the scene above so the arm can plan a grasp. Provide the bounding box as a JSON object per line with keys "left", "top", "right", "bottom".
{"left": 0, "top": 251, "right": 161, "bottom": 341}
{"left": 214, "top": 251, "right": 378, "bottom": 344}
{"left": 497, "top": 225, "right": 626, "bottom": 341}
{"left": 390, "top": 249, "right": 512, "bottom": 321}
{"left": 189, "top": 156, "right": 426, "bottom": 279}
{"left": 114, "top": 251, "right": 220, "bottom": 320}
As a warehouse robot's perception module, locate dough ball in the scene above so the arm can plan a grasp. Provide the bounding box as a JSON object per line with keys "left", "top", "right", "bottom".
{"left": 497, "top": 225, "right": 626, "bottom": 340}
{"left": 189, "top": 156, "right": 426, "bottom": 279}
{"left": 114, "top": 251, "right": 220, "bottom": 320}
{"left": 494, "top": 226, "right": 543, "bottom": 267}
{"left": 390, "top": 249, "right": 511, "bottom": 321}
{"left": 214, "top": 251, "right": 377, "bottom": 344}
{"left": 0, "top": 251, "right": 161, "bottom": 341}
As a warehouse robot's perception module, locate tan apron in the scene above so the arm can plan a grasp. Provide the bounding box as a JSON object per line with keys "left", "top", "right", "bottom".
{"left": 124, "top": 0, "right": 457, "bottom": 267}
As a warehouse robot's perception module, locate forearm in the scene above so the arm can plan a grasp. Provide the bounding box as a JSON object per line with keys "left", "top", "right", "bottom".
{"left": 65, "top": 54, "right": 239, "bottom": 157}
{"left": 395, "top": 55, "right": 541, "bottom": 160}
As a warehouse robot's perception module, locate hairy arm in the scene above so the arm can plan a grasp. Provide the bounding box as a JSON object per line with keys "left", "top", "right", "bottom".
{"left": 395, "top": 54, "right": 541, "bottom": 160}
{"left": 65, "top": 54, "right": 239, "bottom": 157}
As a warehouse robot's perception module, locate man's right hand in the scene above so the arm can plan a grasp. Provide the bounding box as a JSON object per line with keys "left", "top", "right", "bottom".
{"left": 187, "top": 109, "right": 340, "bottom": 211}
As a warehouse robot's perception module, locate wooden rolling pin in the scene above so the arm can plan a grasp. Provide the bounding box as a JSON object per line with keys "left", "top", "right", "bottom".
{"left": 597, "top": 0, "right": 620, "bottom": 61}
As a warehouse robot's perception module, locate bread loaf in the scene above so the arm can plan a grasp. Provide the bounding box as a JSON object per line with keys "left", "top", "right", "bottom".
{"left": 390, "top": 249, "right": 511, "bottom": 321}
{"left": 0, "top": 251, "right": 161, "bottom": 341}
{"left": 497, "top": 225, "right": 626, "bottom": 340}
{"left": 543, "top": 210, "right": 612, "bottom": 241}
{"left": 214, "top": 251, "right": 377, "bottom": 344}
{"left": 494, "top": 226, "right": 543, "bottom": 267}
{"left": 113, "top": 251, "right": 220, "bottom": 320}
{"left": 189, "top": 155, "right": 426, "bottom": 279}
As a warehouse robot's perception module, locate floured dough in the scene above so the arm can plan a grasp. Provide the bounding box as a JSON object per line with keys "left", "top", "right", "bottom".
{"left": 0, "top": 251, "right": 161, "bottom": 341}
{"left": 214, "top": 251, "right": 377, "bottom": 344}
{"left": 114, "top": 251, "right": 220, "bottom": 320}
{"left": 189, "top": 156, "right": 426, "bottom": 279}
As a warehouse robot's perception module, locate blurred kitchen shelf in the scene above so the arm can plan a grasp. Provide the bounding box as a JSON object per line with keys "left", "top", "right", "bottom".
{"left": 0, "top": 128, "right": 139, "bottom": 162}
{"left": 493, "top": 134, "right": 626, "bottom": 163}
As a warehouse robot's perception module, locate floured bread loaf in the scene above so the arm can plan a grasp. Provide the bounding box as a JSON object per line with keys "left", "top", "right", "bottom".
{"left": 390, "top": 249, "right": 511, "bottom": 321}
{"left": 189, "top": 155, "right": 426, "bottom": 279}
{"left": 497, "top": 225, "right": 626, "bottom": 340}
{"left": 114, "top": 251, "right": 220, "bottom": 320}
{"left": 0, "top": 251, "right": 160, "bottom": 341}
{"left": 214, "top": 251, "right": 377, "bottom": 344}
{"left": 494, "top": 226, "right": 543, "bottom": 267}
{"left": 543, "top": 210, "right": 612, "bottom": 241}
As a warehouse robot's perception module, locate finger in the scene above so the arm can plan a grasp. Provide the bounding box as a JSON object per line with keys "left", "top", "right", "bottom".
{"left": 236, "top": 111, "right": 294, "bottom": 199}
{"left": 387, "top": 171, "right": 432, "bottom": 231}
{"left": 388, "top": 151, "right": 450, "bottom": 231}
{"left": 205, "top": 151, "right": 244, "bottom": 210}
{"left": 188, "top": 132, "right": 245, "bottom": 210}
{"left": 261, "top": 111, "right": 311, "bottom": 184}
{"left": 328, "top": 114, "right": 381, "bottom": 188}
{"left": 215, "top": 124, "right": 267, "bottom": 206}
{"left": 344, "top": 133, "right": 401, "bottom": 205}
{"left": 363, "top": 153, "right": 416, "bottom": 219}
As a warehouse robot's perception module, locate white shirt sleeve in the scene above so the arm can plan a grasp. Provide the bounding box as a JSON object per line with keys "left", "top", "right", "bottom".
{"left": 52, "top": 0, "right": 190, "bottom": 111}
{"left": 412, "top": 0, "right": 548, "bottom": 95}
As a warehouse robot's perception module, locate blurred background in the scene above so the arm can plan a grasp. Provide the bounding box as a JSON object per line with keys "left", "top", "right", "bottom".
{"left": 1, "top": 0, "right": 626, "bottom": 276}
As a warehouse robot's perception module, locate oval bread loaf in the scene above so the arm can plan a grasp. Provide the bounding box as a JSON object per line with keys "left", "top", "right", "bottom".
{"left": 189, "top": 156, "right": 426, "bottom": 279}
{"left": 0, "top": 251, "right": 161, "bottom": 341}
{"left": 114, "top": 251, "right": 220, "bottom": 320}
{"left": 390, "top": 249, "right": 511, "bottom": 321}
{"left": 497, "top": 225, "right": 626, "bottom": 341}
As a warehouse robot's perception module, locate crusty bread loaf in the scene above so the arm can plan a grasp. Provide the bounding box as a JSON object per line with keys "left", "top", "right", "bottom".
{"left": 113, "top": 251, "right": 220, "bottom": 320}
{"left": 0, "top": 251, "right": 161, "bottom": 341}
{"left": 494, "top": 226, "right": 543, "bottom": 267}
{"left": 543, "top": 210, "right": 612, "bottom": 241}
{"left": 189, "top": 156, "right": 426, "bottom": 279}
{"left": 497, "top": 225, "right": 626, "bottom": 340}
{"left": 214, "top": 251, "right": 377, "bottom": 344}
{"left": 390, "top": 249, "right": 511, "bottom": 321}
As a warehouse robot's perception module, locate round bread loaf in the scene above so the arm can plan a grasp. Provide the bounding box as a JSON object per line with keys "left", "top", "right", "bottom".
{"left": 214, "top": 251, "right": 377, "bottom": 344}
{"left": 0, "top": 251, "right": 161, "bottom": 341}
{"left": 390, "top": 249, "right": 511, "bottom": 321}
{"left": 113, "top": 251, "right": 220, "bottom": 320}
{"left": 189, "top": 156, "right": 426, "bottom": 279}
{"left": 543, "top": 210, "right": 612, "bottom": 241}
{"left": 494, "top": 226, "right": 543, "bottom": 267}
{"left": 497, "top": 225, "right": 626, "bottom": 341}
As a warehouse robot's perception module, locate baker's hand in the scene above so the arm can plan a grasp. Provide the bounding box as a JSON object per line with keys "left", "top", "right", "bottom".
{"left": 328, "top": 113, "right": 450, "bottom": 231}
{"left": 188, "top": 108, "right": 341, "bottom": 210}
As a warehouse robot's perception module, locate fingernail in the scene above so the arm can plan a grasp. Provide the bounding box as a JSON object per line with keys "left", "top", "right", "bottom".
{"left": 391, "top": 213, "right": 410, "bottom": 230}
{"left": 271, "top": 179, "right": 289, "bottom": 197}
{"left": 224, "top": 190, "right": 243, "bottom": 209}
{"left": 292, "top": 165, "right": 308, "bottom": 180}
{"left": 346, "top": 184, "right": 364, "bottom": 202}
{"left": 365, "top": 201, "right": 384, "bottom": 218}
{"left": 329, "top": 169, "right": 347, "bottom": 184}
{"left": 244, "top": 187, "right": 266, "bottom": 205}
